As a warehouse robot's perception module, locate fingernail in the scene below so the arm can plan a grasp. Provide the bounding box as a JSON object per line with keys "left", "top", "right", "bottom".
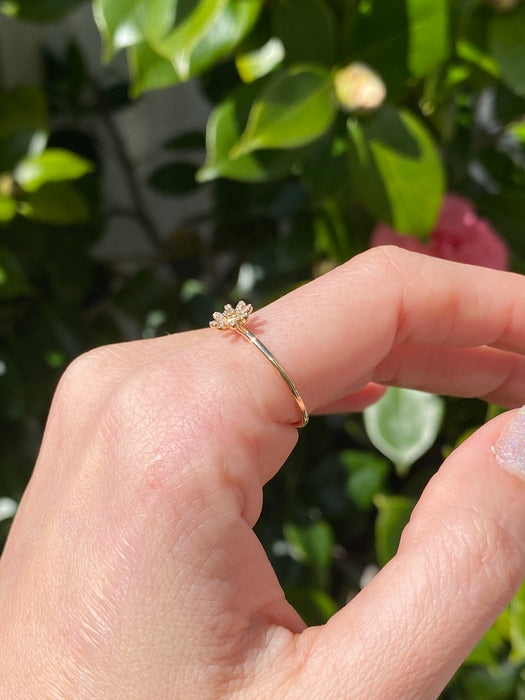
{"left": 494, "top": 407, "right": 525, "bottom": 479}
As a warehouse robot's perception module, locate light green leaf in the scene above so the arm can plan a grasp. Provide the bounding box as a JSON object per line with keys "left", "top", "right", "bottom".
{"left": 188, "top": 0, "right": 263, "bottom": 77}
{"left": 374, "top": 494, "right": 415, "bottom": 566}
{"left": 347, "top": 105, "right": 445, "bottom": 237}
{"left": 340, "top": 449, "right": 390, "bottom": 511}
{"left": 273, "top": 0, "right": 336, "bottom": 66}
{"left": 236, "top": 37, "right": 285, "bottom": 83}
{"left": 283, "top": 520, "right": 334, "bottom": 572}
{"left": 364, "top": 387, "right": 444, "bottom": 476}
{"left": 150, "top": 0, "right": 229, "bottom": 80}
{"left": 18, "top": 183, "right": 90, "bottom": 224}
{"left": 232, "top": 65, "right": 335, "bottom": 157}
{"left": 128, "top": 41, "right": 180, "bottom": 97}
{"left": 0, "top": 194, "right": 16, "bottom": 223}
{"left": 14, "top": 149, "right": 93, "bottom": 193}
{"left": 197, "top": 84, "right": 308, "bottom": 182}
{"left": 93, "top": 0, "right": 175, "bottom": 59}
{"left": 489, "top": 2, "right": 525, "bottom": 96}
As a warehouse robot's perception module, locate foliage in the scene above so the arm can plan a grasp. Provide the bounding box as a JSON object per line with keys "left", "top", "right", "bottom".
{"left": 1, "top": 0, "right": 525, "bottom": 696}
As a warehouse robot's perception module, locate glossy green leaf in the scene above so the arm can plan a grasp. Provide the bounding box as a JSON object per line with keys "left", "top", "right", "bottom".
{"left": 128, "top": 0, "right": 262, "bottom": 90}
{"left": 364, "top": 387, "right": 444, "bottom": 476}
{"left": 18, "top": 183, "right": 90, "bottom": 224}
{"left": 283, "top": 520, "right": 334, "bottom": 571}
{"left": 232, "top": 65, "right": 335, "bottom": 157}
{"left": 0, "top": 194, "right": 16, "bottom": 223}
{"left": 187, "top": 0, "right": 263, "bottom": 78}
{"left": 93, "top": 0, "right": 174, "bottom": 59}
{"left": 353, "top": 0, "right": 450, "bottom": 92}
{"left": 273, "top": 0, "right": 336, "bottom": 66}
{"left": 150, "top": 0, "right": 230, "bottom": 80}
{"left": 374, "top": 494, "right": 415, "bottom": 566}
{"left": 0, "top": 0, "right": 84, "bottom": 21}
{"left": 14, "top": 149, "right": 93, "bottom": 193}
{"left": 128, "top": 41, "right": 180, "bottom": 97}
{"left": 340, "top": 449, "right": 390, "bottom": 510}
{"left": 489, "top": 3, "right": 525, "bottom": 96}
{"left": 236, "top": 37, "right": 285, "bottom": 83}
{"left": 148, "top": 161, "right": 199, "bottom": 194}
{"left": 197, "top": 83, "right": 308, "bottom": 182}
{"left": 347, "top": 105, "right": 445, "bottom": 237}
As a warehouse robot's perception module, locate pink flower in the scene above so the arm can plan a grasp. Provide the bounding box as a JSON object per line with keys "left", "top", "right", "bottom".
{"left": 370, "top": 194, "right": 509, "bottom": 270}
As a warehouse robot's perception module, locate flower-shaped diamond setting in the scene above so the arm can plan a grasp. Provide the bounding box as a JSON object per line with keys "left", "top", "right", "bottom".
{"left": 210, "top": 300, "right": 253, "bottom": 330}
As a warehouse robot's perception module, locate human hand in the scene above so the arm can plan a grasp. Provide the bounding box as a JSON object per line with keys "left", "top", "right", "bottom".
{"left": 2, "top": 247, "right": 525, "bottom": 699}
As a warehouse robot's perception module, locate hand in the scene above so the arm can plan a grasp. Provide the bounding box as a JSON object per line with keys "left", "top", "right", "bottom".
{"left": 2, "top": 246, "right": 525, "bottom": 699}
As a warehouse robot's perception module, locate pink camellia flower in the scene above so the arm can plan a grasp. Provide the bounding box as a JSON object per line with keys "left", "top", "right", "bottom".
{"left": 370, "top": 194, "right": 509, "bottom": 270}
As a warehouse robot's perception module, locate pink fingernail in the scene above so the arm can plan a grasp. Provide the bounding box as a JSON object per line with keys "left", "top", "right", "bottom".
{"left": 494, "top": 407, "right": 525, "bottom": 479}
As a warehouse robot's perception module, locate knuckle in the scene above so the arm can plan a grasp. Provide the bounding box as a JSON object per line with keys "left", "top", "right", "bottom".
{"left": 57, "top": 346, "right": 118, "bottom": 400}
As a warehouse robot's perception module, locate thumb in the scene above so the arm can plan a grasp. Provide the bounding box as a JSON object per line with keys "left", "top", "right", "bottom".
{"left": 290, "top": 408, "right": 525, "bottom": 700}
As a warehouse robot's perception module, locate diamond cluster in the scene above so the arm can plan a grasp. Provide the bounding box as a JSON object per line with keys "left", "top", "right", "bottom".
{"left": 210, "top": 300, "right": 253, "bottom": 330}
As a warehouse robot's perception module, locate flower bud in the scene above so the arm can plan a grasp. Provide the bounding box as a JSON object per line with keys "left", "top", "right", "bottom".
{"left": 334, "top": 62, "right": 386, "bottom": 114}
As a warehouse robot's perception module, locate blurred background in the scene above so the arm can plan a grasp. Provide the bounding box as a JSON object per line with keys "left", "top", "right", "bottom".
{"left": 1, "top": 1, "right": 525, "bottom": 696}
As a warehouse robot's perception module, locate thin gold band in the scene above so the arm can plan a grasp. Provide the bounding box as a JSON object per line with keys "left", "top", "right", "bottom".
{"left": 210, "top": 301, "right": 309, "bottom": 429}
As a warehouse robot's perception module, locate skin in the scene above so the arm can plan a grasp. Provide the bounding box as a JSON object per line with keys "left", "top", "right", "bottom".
{"left": 2, "top": 246, "right": 525, "bottom": 698}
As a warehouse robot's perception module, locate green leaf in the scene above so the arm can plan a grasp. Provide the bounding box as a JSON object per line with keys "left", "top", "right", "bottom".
{"left": 148, "top": 161, "right": 199, "bottom": 194}
{"left": 374, "top": 494, "right": 415, "bottom": 566}
{"left": 128, "top": 0, "right": 262, "bottom": 90}
{"left": 232, "top": 65, "right": 335, "bottom": 157}
{"left": 364, "top": 388, "right": 444, "bottom": 476}
{"left": 128, "top": 41, "right": 180, "bottom": 97}
{"left": 489, "top": 3, "right": 525, "bottom": 96}
{"left": 0, "top": 194, "right": 16, "bottom": 223}
{"left": 236, "top": 37, "right": 285, "bottom": 83}
{"left": 187, "top": 0, "right": 263, "bottom": 78}
{"left": 340, "top": 449, "right": 390, "bottom": 510}
{"left": 197, "top": 83, "right": 309, "bottom": 182}
{"left": 14, "top": 149, "right": 93, "bottom": 193}
{"left": 273, "top": 0, "right": 336, "bottom": 66}
{"left": 150, "top": 0, "right": 230, "bottom": 80}
{"left": 93, "top": 0, "right": 174, "bottom": 59}
{"left": 353, "top": 0, "right": 450, "bottom": 92}
{"left": 347, "top": 105, "right": 445, "bottom": 237}
{"left": 18, "top": 183, "right": 90, "bottom": 224}
{"left": 283, "top": 520, "right": 334, "bottom": 572}
{"left": 0, "top": 0, "right": 84, "bottom": 21}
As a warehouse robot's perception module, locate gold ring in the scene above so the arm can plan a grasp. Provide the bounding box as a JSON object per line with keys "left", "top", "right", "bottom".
{"left": 210, "top": 301, "right": 309, "bottom": 428}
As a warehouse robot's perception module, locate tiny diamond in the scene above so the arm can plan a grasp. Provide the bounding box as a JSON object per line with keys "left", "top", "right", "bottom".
{"left": 210, "top": 301, "right": 253, "bottom": 330}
